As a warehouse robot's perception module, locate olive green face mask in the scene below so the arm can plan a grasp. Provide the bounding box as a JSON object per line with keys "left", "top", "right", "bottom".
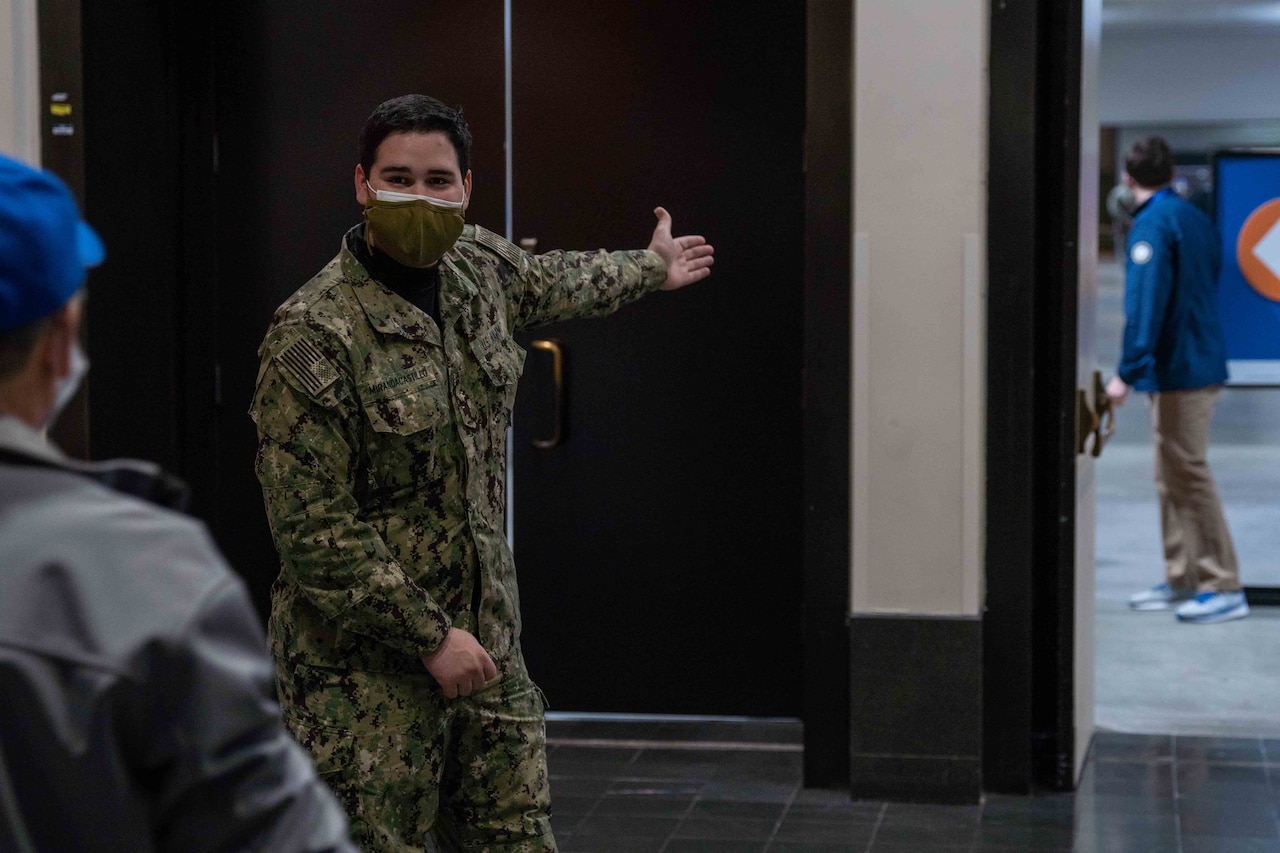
{"left": 363, "top": 183, "right": 466, "bottom": 268}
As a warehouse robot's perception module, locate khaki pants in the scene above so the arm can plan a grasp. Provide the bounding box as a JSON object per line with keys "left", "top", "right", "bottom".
{"left": 1149, "top": 386, "right": 1239, "bottom": 593}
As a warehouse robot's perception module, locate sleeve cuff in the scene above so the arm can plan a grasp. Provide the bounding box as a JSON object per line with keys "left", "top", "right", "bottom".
{"left": 638, "top": 249, "right": 668, "bottom": 291}
{"left": 412, "top": 603, "right": 453, "bottom": 658}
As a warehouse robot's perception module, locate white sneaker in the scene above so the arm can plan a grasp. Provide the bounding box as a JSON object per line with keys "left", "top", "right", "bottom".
{"left": 1175, "top": 591, "right": 1249, "bottom": 624}
{"left": 1128, "top": 582, "right": 1194, "bottom": 611}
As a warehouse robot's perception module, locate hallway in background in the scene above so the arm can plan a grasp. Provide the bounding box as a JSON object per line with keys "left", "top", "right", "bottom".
{"left": 1094, "top": 255, "right": 1280, "bottom": 736}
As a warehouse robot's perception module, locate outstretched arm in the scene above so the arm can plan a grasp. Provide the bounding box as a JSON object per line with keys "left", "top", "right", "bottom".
{"left": 487, "top": 207, "right": 715, "bottom": 331}
{"left": 647, "top": 207, "right": 715, "bottom": 291}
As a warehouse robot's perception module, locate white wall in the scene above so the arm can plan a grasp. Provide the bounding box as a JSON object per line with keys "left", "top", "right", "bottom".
{"left": 1115, "top": 124, "right": 1280, "bottom": 170}
{"left": 1101, "top": 28, "right": 1280, "bottom": 125}
{"left": 0, "top": 0, "right": 39, "bottom": 164}
{"left": 852, "top": 0, "right": 987, "bottom": 615}
{"left": 1102, "top": 26, "right": 1280, "bottom": 216}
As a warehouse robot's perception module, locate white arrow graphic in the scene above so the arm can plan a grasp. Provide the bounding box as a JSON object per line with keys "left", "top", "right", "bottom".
{"left": 1252, "top": 217, "right": 1280, "bottom": 281}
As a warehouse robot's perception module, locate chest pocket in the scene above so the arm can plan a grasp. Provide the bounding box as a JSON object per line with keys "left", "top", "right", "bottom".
{"left": 360, "top": 370, "right": 450, "bottom": 496}
{"left": 470, "top": 331, "right": 526, "bottom": 420}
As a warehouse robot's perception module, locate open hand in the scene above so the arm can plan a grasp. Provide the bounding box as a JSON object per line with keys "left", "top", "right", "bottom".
{"left": 647, "top": 207, "right": 715, "bottom": 291}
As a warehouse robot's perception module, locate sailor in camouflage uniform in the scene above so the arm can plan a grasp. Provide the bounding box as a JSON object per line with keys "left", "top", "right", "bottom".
{"left": 249, "top": 95, "right": 714, "bottom": 852}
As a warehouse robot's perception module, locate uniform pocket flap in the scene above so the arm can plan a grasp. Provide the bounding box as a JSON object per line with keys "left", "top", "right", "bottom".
{"left": 469, "top": 329, "right": 527, "bottom": 387}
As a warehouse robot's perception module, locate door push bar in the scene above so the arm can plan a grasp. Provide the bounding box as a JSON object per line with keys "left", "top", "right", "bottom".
{"left": 1075, "top": 370, "right": 1116, "bottom": 457}
{"left": 530, "top": 339, "right": 564, "bottom": 450}
{"left": 1091, "top": 371, "right": 1115, "bottom": 457}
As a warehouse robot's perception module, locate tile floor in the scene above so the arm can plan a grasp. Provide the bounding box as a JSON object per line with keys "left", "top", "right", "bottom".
{"left": 545, "top": 721, "right": 1280, "bottom": 852}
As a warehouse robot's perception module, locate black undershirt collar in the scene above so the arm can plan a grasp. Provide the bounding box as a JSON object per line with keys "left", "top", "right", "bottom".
{"left": 348, "top": 223, "right": 441, "bottom": 325}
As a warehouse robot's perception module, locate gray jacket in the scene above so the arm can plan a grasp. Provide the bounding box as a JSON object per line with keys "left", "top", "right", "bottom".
{"left": 0, "top": 417, "right": 355, "bottom": 852}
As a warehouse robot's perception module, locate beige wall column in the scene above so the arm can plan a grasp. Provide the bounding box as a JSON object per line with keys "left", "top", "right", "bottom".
{"left": 0, "top": 0, "right": 40, "bottom": 163}
{"left": 852, "top": 1, "right": 987, "bottom": 616}
{"left": 847, "top": 0, "right": 988, "bottom": 803}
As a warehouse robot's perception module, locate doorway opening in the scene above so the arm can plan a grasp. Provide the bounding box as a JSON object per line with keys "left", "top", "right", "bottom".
{"left": 1092, "top": 3, "right": 1280, "bottom": 738}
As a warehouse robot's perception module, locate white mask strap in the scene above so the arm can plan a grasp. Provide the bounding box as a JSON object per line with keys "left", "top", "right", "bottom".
{"left": 366, "top": 181, "right": 465, "bottom": 210}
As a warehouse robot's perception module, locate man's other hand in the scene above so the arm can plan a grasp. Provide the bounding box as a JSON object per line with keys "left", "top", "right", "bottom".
{"left": 648, "top": 207, "right": 715, "bottom": 291}
{"left": 422, "top": 628, "right": 498, "bottom": 698}
{"left": 1106, "top": 375, "right": 1129, "bottom": 407}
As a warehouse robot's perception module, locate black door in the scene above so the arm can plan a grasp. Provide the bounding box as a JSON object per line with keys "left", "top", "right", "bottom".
{"left": 206, "top": 2, "right": 507, "bottom": 613}
{"left": 200, "top": 3, "right": 804, "bottom": 719}
{"left": 509, "top": 1, "right": 806, "bottom": 716}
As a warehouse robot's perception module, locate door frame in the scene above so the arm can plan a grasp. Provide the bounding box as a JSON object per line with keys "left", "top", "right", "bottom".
{"left": 805, "top": 0, "right": 1098, "bottom": 794}
{"left": 802, "top": 0, "right": 853, "bottom": 789}
{"left": 984, "top": 0, "right": 1092, "bottom": 793}
{"left": 118, "top": 0, "right": 842, "bottom": 774}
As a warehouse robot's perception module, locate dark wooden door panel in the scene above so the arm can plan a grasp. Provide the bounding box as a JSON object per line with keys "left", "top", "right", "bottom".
{"left": 205, "top": 3, "right": 804, "bottom": 719}
{"left": 510, "top": 1, "right": 805, "bottom": 716}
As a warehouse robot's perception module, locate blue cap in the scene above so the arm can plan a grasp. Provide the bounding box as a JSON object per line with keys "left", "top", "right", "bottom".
{"left": 0, "top": 154, "right": 104, "bottom": 333}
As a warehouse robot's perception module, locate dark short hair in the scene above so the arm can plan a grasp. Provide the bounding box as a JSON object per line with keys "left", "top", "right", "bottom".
{"left": 359, "top": 95, "right": 473, "bottom": 178}
{"left": 0, "top": 316, "right": 50, "bottom": 381}
{"left": 1125, "top": 136, "right": 1175, "bottom": 189}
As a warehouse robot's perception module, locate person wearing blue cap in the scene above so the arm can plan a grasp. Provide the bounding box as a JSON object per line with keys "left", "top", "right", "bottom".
{"left": 0, "top": 152, "right": 101, "bottom": 427}
{"left": 0, "top": 153, "right": 358, "bottom": 851}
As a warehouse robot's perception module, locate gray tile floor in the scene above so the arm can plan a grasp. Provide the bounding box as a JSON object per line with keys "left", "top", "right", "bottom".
{"left": 544, "top": 721, "right": 1280, "bottom": 852}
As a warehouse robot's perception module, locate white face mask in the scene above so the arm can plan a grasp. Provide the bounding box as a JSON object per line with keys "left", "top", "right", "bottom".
{"left": 47, "top": 340, "right": 89, "bottom": 428}
{"left": 366, "top": 182, "right": 466, "bottom": 209}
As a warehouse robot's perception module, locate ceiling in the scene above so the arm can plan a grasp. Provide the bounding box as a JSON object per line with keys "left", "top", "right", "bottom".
{"left": 1102, "top": 0, "right": 1280, "bottom": 30}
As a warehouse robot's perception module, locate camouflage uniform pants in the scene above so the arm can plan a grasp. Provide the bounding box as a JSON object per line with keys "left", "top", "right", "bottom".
{"left": 282, "top": 650, "right": 555, "bottom": 852}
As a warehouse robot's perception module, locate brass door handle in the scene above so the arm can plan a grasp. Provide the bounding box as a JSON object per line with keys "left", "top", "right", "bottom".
{"left": 530, "top": 339, "right": 564, "bottom": 450}
{"left": 1076, "top": 387, "right": 1100, "bottom": 456}
{"left": 1091, "top": 370, "right": 1115, "bottom": 458}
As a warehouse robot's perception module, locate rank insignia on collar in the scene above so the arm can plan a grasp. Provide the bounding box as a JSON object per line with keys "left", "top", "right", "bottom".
{"left": 475, "top": 225, "right": 526, "bottom": 270}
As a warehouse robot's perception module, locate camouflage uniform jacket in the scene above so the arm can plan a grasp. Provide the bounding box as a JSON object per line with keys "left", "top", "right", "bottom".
{"left": 251, "top": 224, "right": 666, "bottom": 678}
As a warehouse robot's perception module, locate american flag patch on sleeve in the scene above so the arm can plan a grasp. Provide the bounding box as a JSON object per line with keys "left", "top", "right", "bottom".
{"left": 275, "top": 336, "right": 339, "bottom": 396}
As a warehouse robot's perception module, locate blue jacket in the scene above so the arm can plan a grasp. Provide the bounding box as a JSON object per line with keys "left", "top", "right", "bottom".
{"left": 1118, "top": 188, "right": 1228, "bottom": 392}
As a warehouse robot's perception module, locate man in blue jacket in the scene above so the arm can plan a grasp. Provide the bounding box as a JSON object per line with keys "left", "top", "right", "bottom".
{"left": 1106, "top": 136, "right": 1246, "bottom": 624}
